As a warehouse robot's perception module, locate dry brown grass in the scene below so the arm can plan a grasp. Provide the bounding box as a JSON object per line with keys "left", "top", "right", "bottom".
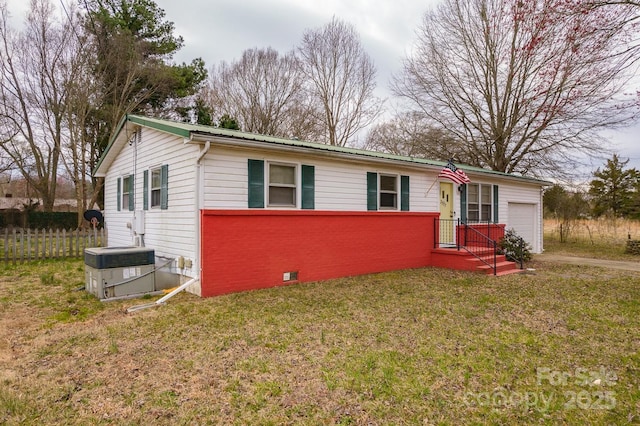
{"left": 544, "top": 218, "right": 640, "bottom": 260}
{"left": 545, "top": 218, "right": 640, "bottom": 243}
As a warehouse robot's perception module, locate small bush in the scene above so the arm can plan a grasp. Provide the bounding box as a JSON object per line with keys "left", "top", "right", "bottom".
{"left": 499, "top": 228, "right": 532, "bottom": 263}
{"left": 625, "top": 240, "right": 640, "bottom": 255}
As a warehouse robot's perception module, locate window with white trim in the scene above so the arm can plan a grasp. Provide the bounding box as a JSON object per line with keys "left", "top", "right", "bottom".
{"left": 379, "top": 174, "right": 398, "bottom": 210}
{"left": 268, "top": 163, "right": 297, "bottom": 207}
{"left": 467, "top": 183, "right": 492, "bottom": 222}
{"left": 150, "top": 167, "right": 162, "bottom": 208}
{"left": 122, "top": 175, "right": 132, "bottom": 211}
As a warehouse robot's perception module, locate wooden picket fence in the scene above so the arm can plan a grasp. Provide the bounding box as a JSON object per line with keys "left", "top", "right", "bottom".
{"left": 1, "top": 228, "right": 106, "bottom": 264}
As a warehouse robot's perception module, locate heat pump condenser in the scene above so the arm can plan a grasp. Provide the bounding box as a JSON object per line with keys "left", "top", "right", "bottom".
{"left": 84, "top": 247, "right": 155, "bottom": 300}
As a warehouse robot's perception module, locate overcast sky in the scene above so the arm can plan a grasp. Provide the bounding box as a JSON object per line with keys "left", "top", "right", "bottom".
{"left": 153, "top": 0, "right": 435, "bottom": 103}
{"left": 5, "top": 0, "right": 639, "bottom": 175}
{"left": 155, "top": 0, "right": 639, "bottom": 175}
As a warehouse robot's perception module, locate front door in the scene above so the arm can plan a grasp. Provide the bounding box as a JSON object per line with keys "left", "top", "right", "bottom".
{"left": 439, "top": 182, "right": 455, "bottom": 245}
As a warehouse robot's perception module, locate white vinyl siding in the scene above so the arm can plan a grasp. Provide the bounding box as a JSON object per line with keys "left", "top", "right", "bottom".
{"left": 103, "top": 128, "right": 200, "bottom": 270}
{"left": 202, "top": 147, "right": 438, "bottom": 212}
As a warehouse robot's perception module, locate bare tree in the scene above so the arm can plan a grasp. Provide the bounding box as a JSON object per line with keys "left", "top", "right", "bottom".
{"left": 586, "top": 0, "right": 640, "bottom": 10}
{"left": 365, "top": 112, "right": 460, "bottom": 159}
{"left": 392, "top": 0, "right": 639, "bottom": 177}
{"left": 298, "top": 17, "right": 382, "bottom": 146}
{"left": 206, "top": 47, "right": 321, "bottom": 140}
{"left": 0, "top": 0, "right": 77, "bottom": 211}
{"left": 62, "top": 12, "right": 98, "bottom": 226}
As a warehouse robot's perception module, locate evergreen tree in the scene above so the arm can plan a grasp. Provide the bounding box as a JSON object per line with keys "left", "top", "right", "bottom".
{"left": 82, "top": 0, "right": 207, "bottom": 207}
{"left": 544, "top": 185, "right": 589, "bottom": 220}
{"left": 588, "top": 154, "right": 638, "bottom": 217}
{"left": 218, "top": 114, "right": 240, "bottom": 130}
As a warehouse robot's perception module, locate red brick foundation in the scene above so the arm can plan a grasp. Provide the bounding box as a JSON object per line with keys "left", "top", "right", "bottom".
{"left": 200, "top": 210, "right": 437, "bottom": 297}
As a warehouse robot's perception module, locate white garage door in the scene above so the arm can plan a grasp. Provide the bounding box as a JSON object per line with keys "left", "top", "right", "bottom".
{"left": 508, "top": 203, "right": 537, "bottom": 252}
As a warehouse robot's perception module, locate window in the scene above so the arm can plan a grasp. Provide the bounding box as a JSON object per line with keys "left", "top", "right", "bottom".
{"left": 122, "top": 175, "right": 132, "bottom": 211}
{"left": 268, "top": 163, "right": 296, "bottom": 207}
{"left": 143, "top": 165, "right": 168, "bottom": 210}
{"left": 151, "top": 168, "right": 162, "bottom": 208}
{"left": 248, "top": 160, "right": 314, "bottom": 209}
{"left": 379, "top": 174, "right": 397, "bottom": 209}
{"left": 367, "top": 172, "right": 409, "bottom": 211}
{"left": 467, "top": 183, "right": 493, "bottom": 222}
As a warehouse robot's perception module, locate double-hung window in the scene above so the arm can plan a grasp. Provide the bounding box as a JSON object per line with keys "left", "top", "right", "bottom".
{"left": 122, "top": 175, "right": 132, "bottom": 211}
{"left": 143, "top": 165, "right": 168, "bottom": 210}
{"left": 268, "top": 163, "right": 297, "bottom": 207}
{"left": 366, "top": 172, "right": 409, "bottom": 211}
{"left": 379, "top": 174, "right": 398, "bottom": 209}
{"left": 466, "top": 183, "right": 494, "bottom": 222}
{"left": 248, "top": 159, "right": 314, "bottom": 209}
{"left": 150, "top": 168, "right": 162, "bottom": 208}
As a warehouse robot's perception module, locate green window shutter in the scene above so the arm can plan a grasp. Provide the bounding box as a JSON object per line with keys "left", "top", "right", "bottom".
{"left": 128, "top": 174, "right": 135, "bottom": 211}
{"left": 460, "top": 184, "right": 467, "bottom": 223}
{"left": 117, "top": 177, "right": 121, "bottom": 211}
{"left": 248, "top": 159, "right": 265, "bottom": 208}
{"left": 143, "top": 170, "right": 149, "bottom": 210}
{"left": 493, "top": 185, "right": 499, "bottom": 223}
{"left": 301, "top": 165, "right": 315, "bottom": 209}
{"left": 367, "top": 172, "right": 378, "bottom": 211}
{"left": 160, "top": 164, "right": 169, "bottom": 210}
{"left": 400, "top": 175, "right": 410, "bottom": 211}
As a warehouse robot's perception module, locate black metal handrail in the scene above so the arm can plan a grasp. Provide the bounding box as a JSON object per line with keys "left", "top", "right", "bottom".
{"left": 434, "top": 219, "right": 498, "bottom": 275}
{"left": 460, "top": 223, "right": 497, "bottom": 275}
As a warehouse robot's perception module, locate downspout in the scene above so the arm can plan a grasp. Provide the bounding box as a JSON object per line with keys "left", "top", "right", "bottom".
{"left": 194, "top": 141, "right": 211, "bottom": 295}
{"left": 126, "top": 277, "right": 200, "bottom": 313}
{"left": 197, "top": 140, "right": 211, "bottom": 163}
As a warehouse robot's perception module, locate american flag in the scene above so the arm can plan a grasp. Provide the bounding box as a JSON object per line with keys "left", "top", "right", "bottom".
{"left": 438, "top": 160, "right": 470, "bottom": 185}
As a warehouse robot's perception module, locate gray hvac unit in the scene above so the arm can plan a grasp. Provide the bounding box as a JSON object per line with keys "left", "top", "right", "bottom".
{"left": 84, "top": 246, "right": 155, "bottom": 300}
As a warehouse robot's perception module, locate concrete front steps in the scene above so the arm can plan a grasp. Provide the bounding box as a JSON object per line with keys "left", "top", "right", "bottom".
{"left": 431, "top": 246, "right": 523, "bottom": 276}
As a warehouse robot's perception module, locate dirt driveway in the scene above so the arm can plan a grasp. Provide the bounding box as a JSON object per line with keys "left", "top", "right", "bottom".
{"left": 535, "top": 253, "right": 640, "bottom": 272}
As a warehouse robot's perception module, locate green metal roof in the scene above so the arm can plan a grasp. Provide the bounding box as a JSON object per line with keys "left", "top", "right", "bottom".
{"left": 96, "top": 114, "right": 551, "bottom": 186}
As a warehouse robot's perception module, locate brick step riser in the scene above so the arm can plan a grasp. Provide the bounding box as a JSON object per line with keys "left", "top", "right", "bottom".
{"left": 477, "top": 261, "right": 521, "bottom": 275}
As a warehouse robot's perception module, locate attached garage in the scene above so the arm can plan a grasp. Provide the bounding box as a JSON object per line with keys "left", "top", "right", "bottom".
{"left": 508, "top": 202, "right": 539, "bottom": 253}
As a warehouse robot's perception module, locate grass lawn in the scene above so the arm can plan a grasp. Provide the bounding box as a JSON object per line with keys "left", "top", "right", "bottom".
{"left": 1, "top": 258, "right": 639, "bottom": 425}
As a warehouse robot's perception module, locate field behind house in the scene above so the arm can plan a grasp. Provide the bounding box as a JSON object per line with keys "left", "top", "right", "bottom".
{"left": 1, "top": 254, "right": 639, "bottom": 425}
{"left": 544, "top": 218, "right": 640, "bottom": 260}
